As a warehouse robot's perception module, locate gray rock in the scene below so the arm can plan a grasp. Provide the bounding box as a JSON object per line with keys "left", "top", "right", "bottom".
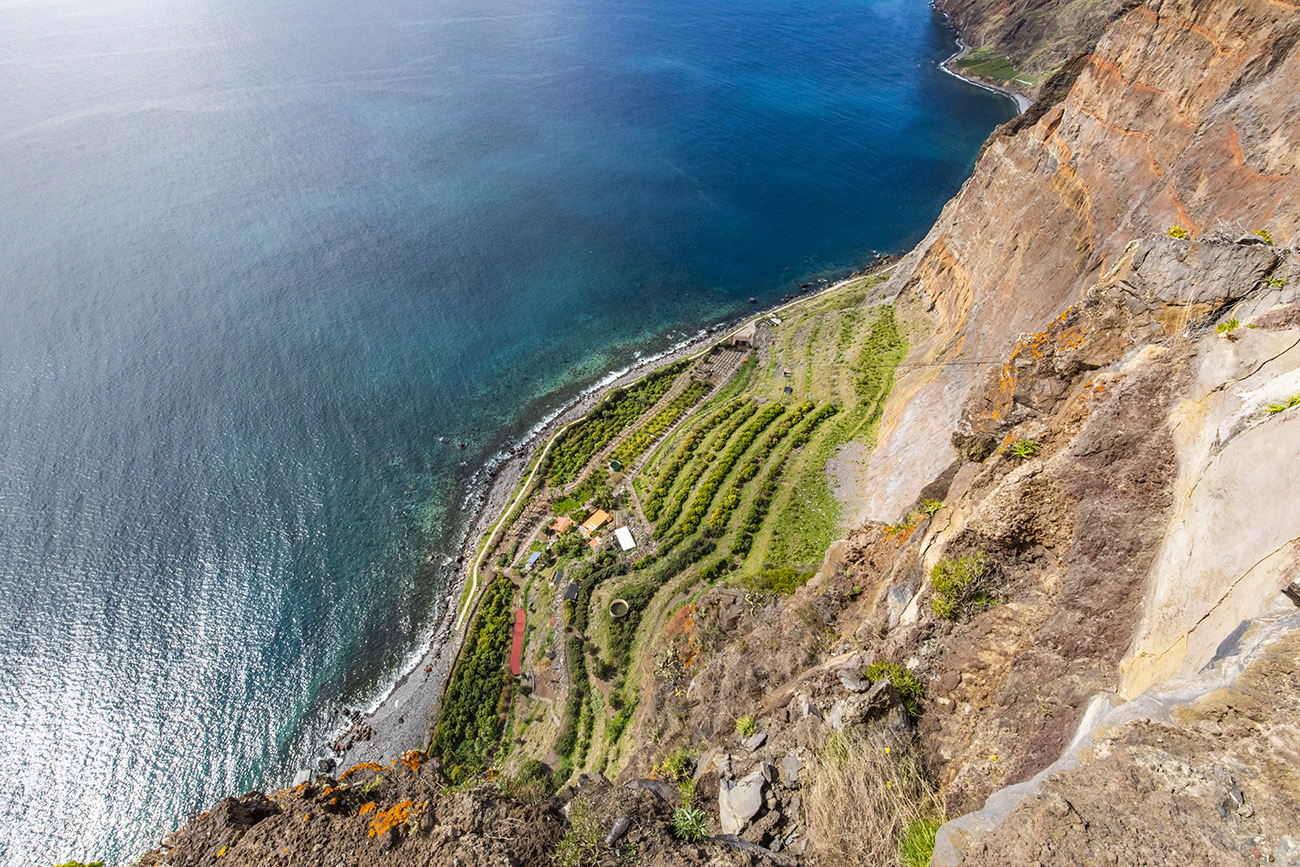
{"left": 625, "top": 778, "right": 680, "bottom": 805}
{"left": 838, "top": 669, "right": 870, "bottom": 692}
{"left": 780, "top": 753, "right": 803, "bottom": 786}
{"left": 719, "top": 770, "right": 766, "bottom": 834}
{"left": 1283, "top": 580, "right": 1300, "bottom": 607}
{"left": 744, "top": 730, "right": 768, "bottom": 752}
{"left": 604, "top": 815, "right": 630, "bottom": 846}
{"left": 1128, "top": 237, "right": 1279, "bottom": 307}
{"left": 759, "top": 761, "right": 778, "bottom": 783}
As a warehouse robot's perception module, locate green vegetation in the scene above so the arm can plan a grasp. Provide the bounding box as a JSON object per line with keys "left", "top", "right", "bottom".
{"left": 1265, "top": 394, "right": 1300, "bottom": 414}
{"left": 767, "top": 308, "right": 905, "bottom": 568}
{"left": 654, "top": 401, "right": 758, "bottom": 534}
{"left": 1166, "top": 225, "right": 1189, "bottom": 239}
{"left": 704, "top": 401, "right": 815, "bottom": 536}
{"left": 671, "top": 806, "right": 710, "bottom": 843}
{"left": 670, "top": 402, "right": 786, "bottom": 540}
{"left": 929, "top": 553, "right": 995, "bottom": 621}
{"left": 643, "top": 398, "right": 751, "bottom": 521}
{"left": 955, "top": 48, "right": 1019, "bottom": 81}
{"left": 607, "top": 538, "right": 716, "bottom": 666}
{"left": 611, "top": 379, "right": 711, "bottom": 465}
{"left": 50, "top": 862, "right": 103, "bottom": 867}
{"left": 545, "top": 364, "right": 683, "bottom": 484}
{"left": 554, "top": 799, "right": 605, "bottom": 867}
{"left": 429, "top": 575, "right": 515, "bottom": 782}
{"left": 900, "top": 818, "right": 944, "bottom": 867}
{"left": 1004, "top": 438, "right": 1038, "bottom": 459}
{"left": 735, "top": 714, "right": 757, "bottom": 737}
{"left": 1255, "top": 228, "right": 1274, "bottom": 245}
{"left": 744, "top": 566, "right": 815, "bottom": 595}
{"left": 862, "top": 661, "right": 926, "bottom": 718}
{"left": 1216, "top": 317, "right": 1241, "bottom": 334}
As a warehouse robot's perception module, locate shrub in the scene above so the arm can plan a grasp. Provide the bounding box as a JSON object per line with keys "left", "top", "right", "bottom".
{"left": 1003, "top": 438, "right": 1038, "bottom": 459}
{"left": 929, "top": 553, "right": 995, "bottom": 621}
{"left": 1255, "top": 228, "right": 1274, "bottom": 245}
{"left": 735, "top": 714, "right": 757, "bottom": 737}
{"left": 1265, "top": 394, "right": 1300, "bottom": 414}
{"left": 862, "top": 661, "right": 926, "bottom": 718}
{"left": 554, "top": 799, "right": 605, "bottom": 867}
{"left": 744, "top": 566, "right": 814, "bottom": 595}
{"left": 1166, "top": 225, "right": 1189, "bottom": 239}
{"left": 1216, "top": 317, "right": 1241, "bottom": 334}
{"left": 803, "top": 730, "right": 943, "bottom": 867}
{"left": 671, "top": 805, "right": 710, "bottom": 843}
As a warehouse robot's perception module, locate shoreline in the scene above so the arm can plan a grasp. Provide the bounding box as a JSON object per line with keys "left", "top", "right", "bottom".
{"left": 937, "top": 31, "right": 1033, "bottom": 114}
{"left": 322, "top": 260, "right": 897, "bottom": 777}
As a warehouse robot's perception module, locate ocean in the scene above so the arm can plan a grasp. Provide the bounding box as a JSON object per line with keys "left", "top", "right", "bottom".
{"left": 0, "top": 0, "right": 1012, "bottom": 862}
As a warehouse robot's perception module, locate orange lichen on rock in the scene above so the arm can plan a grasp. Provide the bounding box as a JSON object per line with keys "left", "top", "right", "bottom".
{"left": 401, "top": 750, "right": 423, "bottom": 772}
{"left": 368, "top": 800, "right": 420, "bottom": 837}
{"left": 338, "top": 761, "right": 384, "bottom": 781}
{"left": 358, "top": 801, "right": 377, "bottom": 815}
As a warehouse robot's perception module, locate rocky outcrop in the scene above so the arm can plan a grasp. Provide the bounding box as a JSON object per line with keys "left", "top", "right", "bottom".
{"left": 933, "top": 610, "right": 1300, "bottom": 866}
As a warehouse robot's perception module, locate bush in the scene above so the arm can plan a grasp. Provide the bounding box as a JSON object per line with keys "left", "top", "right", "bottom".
{"left": 671, "top": 805, "right": 710, "bottom": 843}
{"left": 1003, "top": 438, "right": 1037, "bottom": 459}
{"left": 929, "top": 553, "right": 995, "bottom": 621}
{"left": 735, "top": 714, "right": 757, "bottom": 737}
{"left": 744, "top": 566, "right": 814, "bottom": 595}
{"left": 862, "top": 661, "right": 926, "bottom": 718}
{"left": 1216, "top": 317, "right": 1241, "bottom": 334}
{"left": 1265, "top": 394, "right": 1300, "bottom": 414}
{"left": 554, "top": 799, "right": 605, "bottom": 867}
{"left": 1166, "top": 225, "right": 1189, "bottom": 239}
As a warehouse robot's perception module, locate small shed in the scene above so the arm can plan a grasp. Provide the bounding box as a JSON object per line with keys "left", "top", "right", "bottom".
{"left": 562, "top": 582, "right": 580, "bottom": 602}
{"left": 525, "top": 551, "right": 542, "bottom": 569}
{"left": 588, "top": 535, "right": 603, "bottom": 549}
{"left": 614, "top": 526, "right": 636, "bottom": 552}
{"left": 730, "top": 322, "right": 757, "bottom": 348}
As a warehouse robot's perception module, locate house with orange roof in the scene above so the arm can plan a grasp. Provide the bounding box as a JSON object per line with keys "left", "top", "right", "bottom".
{"left": 580, "top": 509, "right": 612, "bottom": 537}
{"left": 551, "top": 516, "right": 575, "bottom": 534}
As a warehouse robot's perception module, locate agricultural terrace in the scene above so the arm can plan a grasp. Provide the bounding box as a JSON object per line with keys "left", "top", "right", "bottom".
{"left": 430, "top": 267, "right": 910, "bottom": 793}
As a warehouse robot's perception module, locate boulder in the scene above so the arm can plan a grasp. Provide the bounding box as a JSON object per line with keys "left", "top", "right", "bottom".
{"left": 719, "top": 770, "right": 766, "bottom": 834}
{"left": 780, "top": 753, "right": 803, "bottom": 786}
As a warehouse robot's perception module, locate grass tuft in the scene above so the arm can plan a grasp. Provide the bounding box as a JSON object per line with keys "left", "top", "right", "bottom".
{"left": 803, "top": 730, "right": 944, "bottom": 866}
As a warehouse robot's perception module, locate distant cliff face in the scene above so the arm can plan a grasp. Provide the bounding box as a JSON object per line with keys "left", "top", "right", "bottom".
{"left": 866, "top": 0, "right": 1300, "bottom": 527}
{"left": 935, "top": 0, "right": 1133, "bottom": 90}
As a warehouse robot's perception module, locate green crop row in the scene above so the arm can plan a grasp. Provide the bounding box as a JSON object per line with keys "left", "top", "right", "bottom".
{"left": 644, "top": 398, "right": 752, "bottom": 522}
{"left": 732, "top": 404, "right": 840, "bottom": 558}
{"left": 704, "top": 401, "right": 816, "bottom": 537}
{"left": 545, "top": 364, "right": 683, "bottom": 485}
{"left": 428, "top": 575, "right": 515, "bottom": 782}
{"left": 674, "top": 402, "right": 786, "bottom": 538}
{"left": 611, "top": 379, "right": 711, "bottom": 466}
{"left": 654, "top": 401, "right": 759, "bottom": 535}
{"left": 607, "top": 536, "right": 716, "bottom": 667}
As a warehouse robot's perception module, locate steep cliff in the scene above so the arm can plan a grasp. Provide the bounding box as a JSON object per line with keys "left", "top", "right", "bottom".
{"left": 129, "top": 0, "right": 1300, "bottom": 865}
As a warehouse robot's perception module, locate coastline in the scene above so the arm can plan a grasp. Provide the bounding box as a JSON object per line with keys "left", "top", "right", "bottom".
{"left": 324, "top": 261, "right": 896, "bottom": 778}
{"left": 939, "top": 37, "right": 1032, "bottom": 114}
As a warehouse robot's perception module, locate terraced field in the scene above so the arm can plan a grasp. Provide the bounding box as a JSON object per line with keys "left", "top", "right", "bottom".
{"left": 431, "top": 267, "right": 911, "bottom": 790}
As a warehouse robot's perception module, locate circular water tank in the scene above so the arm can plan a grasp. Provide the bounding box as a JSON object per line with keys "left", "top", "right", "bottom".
{"left": 609, "top": 599, "right": 629, "bottom": 618}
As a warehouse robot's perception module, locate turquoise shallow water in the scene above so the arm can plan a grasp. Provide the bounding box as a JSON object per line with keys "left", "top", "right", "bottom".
{"left": 0, "top": 0, "right": 1011, "bottom": 863}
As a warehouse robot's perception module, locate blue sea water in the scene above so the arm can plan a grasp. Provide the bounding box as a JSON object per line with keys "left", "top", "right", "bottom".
{"left": 0, "top": 0, "right": 1011, "bottom": 863}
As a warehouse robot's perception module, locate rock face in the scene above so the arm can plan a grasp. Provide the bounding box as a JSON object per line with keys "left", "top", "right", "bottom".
{"left": 861, "top": 0, "right": 1300, "bottom": 527}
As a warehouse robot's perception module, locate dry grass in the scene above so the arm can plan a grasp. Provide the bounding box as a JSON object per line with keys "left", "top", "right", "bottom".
{"left": 802, "top": 729, "right": 944, "bottom": 866}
